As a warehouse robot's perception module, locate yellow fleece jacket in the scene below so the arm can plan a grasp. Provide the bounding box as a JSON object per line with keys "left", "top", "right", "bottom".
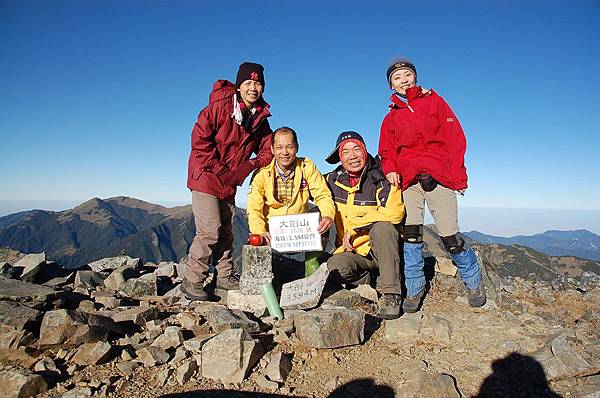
{"left": 247, "top": 157, "right": 335, "bottom": 234}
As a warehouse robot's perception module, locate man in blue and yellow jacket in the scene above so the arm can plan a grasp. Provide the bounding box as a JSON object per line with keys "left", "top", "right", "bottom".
{"left": 325, "top": 131, "right": 405, "bottom": 319}
{"left": 247, "top": 127, "right": 335, "bottom": 243}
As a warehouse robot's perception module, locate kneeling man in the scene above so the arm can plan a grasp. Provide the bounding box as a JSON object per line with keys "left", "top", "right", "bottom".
{"left": 247, "top": 126, "right": 335, "bottom": 244}
{"left": 325, "top": 131, "right": 405, "bottom": 319}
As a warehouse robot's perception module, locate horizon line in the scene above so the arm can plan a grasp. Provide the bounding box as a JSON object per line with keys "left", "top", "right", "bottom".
{"left": 1, "top": 197, "right": 599, "bottom": 212}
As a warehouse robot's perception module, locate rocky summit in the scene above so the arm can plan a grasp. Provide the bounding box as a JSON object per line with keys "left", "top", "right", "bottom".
{"left": 0, "top": 243, "right": 599, "bottom": 398}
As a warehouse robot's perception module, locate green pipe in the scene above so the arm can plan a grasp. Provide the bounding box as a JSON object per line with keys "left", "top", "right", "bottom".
{"left": 259, "top": 282, "right": 284, "bottom": 319}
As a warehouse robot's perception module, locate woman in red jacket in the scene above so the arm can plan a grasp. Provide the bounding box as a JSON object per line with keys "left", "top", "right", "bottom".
{"left": 378, "top": 56, "right": 486, "bottom": 312}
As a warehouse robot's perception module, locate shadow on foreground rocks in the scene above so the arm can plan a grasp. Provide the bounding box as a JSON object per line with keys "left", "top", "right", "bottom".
{"left": 159, "top": 377, "right": 394, "bottom": 398}
{"left": 475, "top": 352, "right": 563, "bottom": 398}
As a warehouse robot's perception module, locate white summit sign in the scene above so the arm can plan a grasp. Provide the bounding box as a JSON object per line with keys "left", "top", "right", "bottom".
{"left": 268, "top": 213, "right": 322, "bottom": 253}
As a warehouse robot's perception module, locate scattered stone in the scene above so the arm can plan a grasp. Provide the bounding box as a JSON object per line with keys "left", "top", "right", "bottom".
{"left": 173, "top": 312, "right": 200, "bottom": 330}
{"left": 183, "top": 335, "right": 213, "bottom": 353}
{"left": 156, "top": 368, "right": 173, "bottom": 387}
{"left": 116, "top": 361, "right": 139, "bottom": 374}
{"left": 112, "top": 306, "right": 159, "bottom": 325}
{"left": 120, "top": 347, "right": 136, "bottom": 361}
{"left": 397, "top": 371, "right": 460, "bottom": 398}
{"left": 14, "top": 252, "right": 46, "bottom": 281}
{"left": 176, "top": 358, "right": 198, "bottom": 385}
{"left": 0, "top": 301, "right": 41, "bottom": 331}
{"left": 92, "top": 294, "right": 121, "bottom": 310}
{"left": 349, "top": 284, "right": 378, "bottom": 303}
{"left": 256, "top": 374, "right": 279, "bottom": 391}
{"left": 294, "top": 307, "right": 365, "bottom": 348}
{"left": 71, "top": 341, "right": 112, "bottom": 366}
{"left": 38, "top": 309, "right": 123, "bottom": 348}
{"left": 240, "top": 245, "right": 273, "bottom": 294}
{"left": 151, "top": 326, "right": 183, "bottom": 350}
{"left": 61, "top": 387, "right": 93, "bottom": 398}
{"left": 264, "top": 352, "right": 292, "bottom": 383}
{"left": 168, "top": 347, "right": 189, "bottom": 367}
{"left": 227, "top": 290, "right": 267, "bottom": 313}
{"left": 202, "top": 329, "right": 263, "bottom": 384}
{"left": 384, "top": 312, "right": 423, "bottom": 342}
{"left": 73, "top": 271, "right": 105, "bottom": 289}
{"left": 0, "top": 368, "right": 48, "bottom": 398}
{"left": 1, "top": 262, "right": 19, "bottom": 279}
{"left": 434, "top": 257, "right": 458, "bottom": 277}
{"left": 156, "top": 262, "right": 177, "bottom": 278}
{"left": 121, "top": 274, "right": 157, "bottom": 298}
{"left": 0, "top": 276, "right": 58, "bottom": 300}
{"left": 34, "top": 357, "right": 60, "bottom": 374}
{"left": 136, "top": 346, "right": 170, "bottom": 366}
{"left": 322, "top": 289, "right": 363, "bottom": 308}
{"left": 202, "top": 305, "right": 260, "bottom": 334}
{"left": 88, "top": 256, "right": 139, "bottom": 273}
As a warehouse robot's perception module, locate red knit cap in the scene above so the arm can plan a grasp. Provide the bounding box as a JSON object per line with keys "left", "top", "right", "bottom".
{"left": 338, "top": 138, "right": 367, "bottom": 167}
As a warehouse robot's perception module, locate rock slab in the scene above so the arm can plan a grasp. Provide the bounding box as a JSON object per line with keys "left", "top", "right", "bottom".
{"left": 0, "top": 368, "right": 48, "bottom": 398}
{"left": 202, "top": 329, "right": 263, "bottom": 383}
{"left": 294, "top": 307, "right": 365, "bottom": 348}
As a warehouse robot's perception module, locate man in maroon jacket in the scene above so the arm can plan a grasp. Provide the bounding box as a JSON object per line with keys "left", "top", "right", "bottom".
{"left": 182, "top": 62, "right": 274, "bottom": 301}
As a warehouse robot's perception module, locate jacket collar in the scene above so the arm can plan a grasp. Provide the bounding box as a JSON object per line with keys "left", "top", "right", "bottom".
{"left": 332, "top": 155, "right": 383, "bottom": 191}
{"left": 388, "top": 86, "right": 436, "bottom": 109}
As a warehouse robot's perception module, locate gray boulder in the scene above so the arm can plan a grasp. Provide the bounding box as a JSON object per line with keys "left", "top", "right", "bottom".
{"left": 121, "top": 274, "right": 157, "bottom": 298}
{"left": 294, "top": 307, "right": 365, "bottom": 348}
{"left": 71, "top": 341, "right": 112, "bottom": 366}
{"left": 0, "top": 276, "right": 58, "bottom": 300}
{"left": 88, "top": 256, "right": 139, "bottom": 273}
{"left": 136, "top": 346, "right": 170, "bottom": 366}
{"left": 0, "top": 368, "right": 48, "bottom": 398}
{"left": 202, "top": 304, "right": 260, "bottom": 334}
{"left": 0, "top": 301, "right": 41, "bottom": 330}
{"left": 14, "top": 252, "right": 46, "bottom": 282}
{"left": 264, "top": 352, "right": 292, "bottom": 383}
{"left": 202, "top": 329, "right": 263, "bottom": 383}
{"left": 112, "top": 306, "right": 159, "bottom": 325}
{"left": 38, "top": 309, "right": 123, "bottom": 348}
{"left": 73, "top": 271, "right": 105, "bottom": 289}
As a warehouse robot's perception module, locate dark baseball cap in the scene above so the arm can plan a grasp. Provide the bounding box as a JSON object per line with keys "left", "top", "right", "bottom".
{"left": 325, "top": 131, "right": 366, "bottom": 164}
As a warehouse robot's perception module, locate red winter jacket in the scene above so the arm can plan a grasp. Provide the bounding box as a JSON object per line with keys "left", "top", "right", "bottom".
{"left": 378, "top": 86, "right": 468, "bottom": 191}
{"left": 187, "top": 80, "right": 273, "bottom": 200}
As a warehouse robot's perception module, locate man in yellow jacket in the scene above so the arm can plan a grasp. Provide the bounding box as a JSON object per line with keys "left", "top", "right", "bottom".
{"left": 324, "top": 131, "right": 405, "bottom": 319}
{"left": 247, "top": 126, "right": 335, "bottom": 244}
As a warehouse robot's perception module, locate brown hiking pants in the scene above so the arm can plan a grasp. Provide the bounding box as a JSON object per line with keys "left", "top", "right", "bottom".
{"left": 327, "top": 222, "right": 402, "bottom": 295}
{"left": 403, "top": 183, "right": 459, "bottom": 236}
{"left": 183, "top": 190, "right": 235, "bottom": 284}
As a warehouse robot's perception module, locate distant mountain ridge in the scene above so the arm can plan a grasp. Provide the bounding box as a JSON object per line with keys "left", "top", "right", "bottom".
{"left": 0, "top": 196, "right": 249, "bottom": 268}
{"left": 464, "top": 229, "right": 600, "bottom": 261}
{"left": 1, "top": 197, "right": 599, "bottom": 282}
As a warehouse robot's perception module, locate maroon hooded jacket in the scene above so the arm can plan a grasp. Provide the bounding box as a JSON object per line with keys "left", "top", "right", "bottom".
{"left": 187, "top": 80, "right": 273, "bottom": 200}
{"left": 378, "top": 86, "right": 468, "bottom": 191}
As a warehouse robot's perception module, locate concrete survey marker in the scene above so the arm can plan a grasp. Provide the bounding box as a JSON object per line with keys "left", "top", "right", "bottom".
{"left": 280, "top": 262, "right": 329, "bottom": 310}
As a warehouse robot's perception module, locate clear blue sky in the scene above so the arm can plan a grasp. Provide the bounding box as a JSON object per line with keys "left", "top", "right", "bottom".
{"left": 1, "top": 1, "right": 599, "bottom": 219}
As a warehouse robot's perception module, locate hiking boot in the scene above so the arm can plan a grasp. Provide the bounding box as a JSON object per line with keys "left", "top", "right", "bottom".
{"left": 402, "top": 289, "right": 425, "bottom": 313}
{"left": 376, "top": 293, "right": 401, "bottom": 320}
{"left": 180, "top": 278, "right": 208, "bottom": 301}
{"left": 467, "top": 281, "right": 487, "bottom": 307}
{"left": 216, "top": 274, "right": 240, "bottom": 290}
